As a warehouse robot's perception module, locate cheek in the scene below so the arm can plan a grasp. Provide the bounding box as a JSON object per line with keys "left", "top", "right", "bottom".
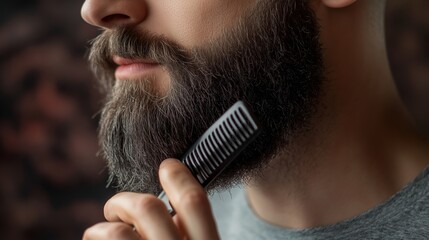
{"left": 147, "top": 1, "right": 250, "bottom": 48}
{"left": 165, "top": 2, "right": 227, "bottom": 47}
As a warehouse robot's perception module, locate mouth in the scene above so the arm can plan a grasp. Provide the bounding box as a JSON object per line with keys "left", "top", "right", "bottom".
{"left": 112, "top": 55, "right": 161, "bottom": 81}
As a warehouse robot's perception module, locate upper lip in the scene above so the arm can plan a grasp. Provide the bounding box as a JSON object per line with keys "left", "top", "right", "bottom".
{"left": 112, "top": 55, "right": 159, "bottom": 66}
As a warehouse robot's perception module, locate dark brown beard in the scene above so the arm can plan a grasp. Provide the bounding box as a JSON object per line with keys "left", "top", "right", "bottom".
{"left": 89, "top": 0, "right": 324, "bottom": 195}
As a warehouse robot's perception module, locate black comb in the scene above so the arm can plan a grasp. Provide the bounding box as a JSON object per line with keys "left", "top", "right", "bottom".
{"left": 158, "top": 101, "right": 260, "bottom": 215}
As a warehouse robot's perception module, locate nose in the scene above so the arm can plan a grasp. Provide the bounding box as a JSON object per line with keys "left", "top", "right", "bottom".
{"left": 81, "top": 0, "right": 147, "bottom": 29}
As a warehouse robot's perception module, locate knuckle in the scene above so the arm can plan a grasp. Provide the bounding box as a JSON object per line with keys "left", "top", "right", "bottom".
{"left": 103, "top": 193, "right": 123, "bottom": 214}
{"left": 82, "top": 226, "right": 96, "bottom": 240}
{"left": 103, "top": 200, "right": 114, "bottom": 220}
{"left": 134, "top": 195, "right": 164, "bottom": 214}
{"left": 103, "top": 192, "right": 131, "bottom": 219}
{"left": 83, "top": 222, "right": 128, "bottom": 240}
{"left": 109, "top": 224, "right": 132, "bottom": 238}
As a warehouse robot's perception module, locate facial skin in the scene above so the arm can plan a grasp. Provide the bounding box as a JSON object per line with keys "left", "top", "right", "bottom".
{"left": 88, "top": 0, "right": 323, "bottom": 195}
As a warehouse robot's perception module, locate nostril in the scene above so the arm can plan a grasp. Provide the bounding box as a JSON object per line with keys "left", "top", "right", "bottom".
{"left": 101, "top": 14, "right": 131, "bottom": 24}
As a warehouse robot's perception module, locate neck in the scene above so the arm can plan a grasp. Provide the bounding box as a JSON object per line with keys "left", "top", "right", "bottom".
{"left": 246, "top": 1, "right": 429, "bottom": 229}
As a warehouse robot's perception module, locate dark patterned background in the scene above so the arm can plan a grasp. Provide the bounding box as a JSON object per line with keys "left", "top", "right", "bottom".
{"left": 0, "top": 1, "right": 428, "bottom": 239}
{"left": 386, "top": 0, "right": 429, "bottom": 134}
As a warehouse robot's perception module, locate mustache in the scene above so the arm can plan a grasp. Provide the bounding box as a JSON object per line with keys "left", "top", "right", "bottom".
{"left": 88, "top": 27, "right": 191, "bottom": 92}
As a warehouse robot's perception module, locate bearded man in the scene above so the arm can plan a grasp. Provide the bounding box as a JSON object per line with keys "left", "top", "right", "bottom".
{"left": 81, "top": 0, "right": 429, "bottom": 239}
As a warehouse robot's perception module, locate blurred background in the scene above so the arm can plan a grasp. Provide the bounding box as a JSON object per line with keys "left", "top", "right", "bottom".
{"left": 386, "top": 0, "right": 429, "bottom": 134}
{"left": 0, "top": 1, "right": 112, "bottom": 240}
{"left": 0, "top": 0, "right": 428, "bottom": 239}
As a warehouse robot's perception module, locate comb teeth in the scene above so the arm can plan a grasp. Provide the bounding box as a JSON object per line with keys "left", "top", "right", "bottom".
{"left": 157, "top": 101, "right": 260, "bottom": 216}
{"left": 182, "top": 101, "right": 259, "bottom": 186}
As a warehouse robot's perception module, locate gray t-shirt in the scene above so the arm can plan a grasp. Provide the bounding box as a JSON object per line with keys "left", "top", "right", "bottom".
{"left": 209, "top": 167, "right": 429, "bottom": 239}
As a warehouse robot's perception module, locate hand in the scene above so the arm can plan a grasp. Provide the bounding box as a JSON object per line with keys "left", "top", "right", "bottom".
{"left": 83, "top": 158, "right": 220, "bottom": 240}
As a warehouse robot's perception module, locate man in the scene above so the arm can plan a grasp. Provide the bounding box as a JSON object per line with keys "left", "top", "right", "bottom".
{"left": 81, "top": 0, "right": 429, "bottom": 239}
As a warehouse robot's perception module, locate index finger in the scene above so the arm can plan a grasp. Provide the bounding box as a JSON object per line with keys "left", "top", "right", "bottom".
{"left": 159, "top": 158, "right": 220, "bottom": 240}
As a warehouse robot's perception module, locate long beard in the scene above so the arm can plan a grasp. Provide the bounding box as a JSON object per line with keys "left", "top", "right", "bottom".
{"left": 89, "top": 0, "right": 324, "bottom": 195}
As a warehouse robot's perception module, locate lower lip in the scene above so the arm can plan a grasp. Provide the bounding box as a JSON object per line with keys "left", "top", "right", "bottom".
{"left": 115, "top": 63, "right": 160, "bottom": 80}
